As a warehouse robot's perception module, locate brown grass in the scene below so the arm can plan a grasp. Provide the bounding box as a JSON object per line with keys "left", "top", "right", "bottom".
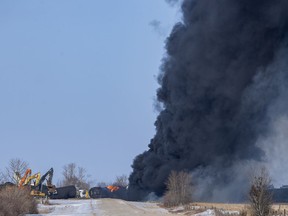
{"left": 185, "top": 203, "right": 288, "bottom": 216}
{"left": 194, "top": 202, "right": 248, "bottom": 211}
{"left": 181, "top": 203, "right": 247, "bottom": 216}
{"left": 0, "top": 186, "right": 38, "bottom": 216}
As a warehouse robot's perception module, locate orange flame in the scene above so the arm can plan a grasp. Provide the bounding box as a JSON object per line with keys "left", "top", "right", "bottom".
{"left": 106, "top": 185, "right": 119, "bottom": 192}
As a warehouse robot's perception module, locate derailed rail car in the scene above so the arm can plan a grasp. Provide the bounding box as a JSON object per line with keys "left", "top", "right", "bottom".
{"left": 89, "top": 187, "right": 110, "bottom": 198}
{"left": 89, "top": 186, "right": 128, "bottom": 200}
{"left": 269, "top": 186, "right": 288, "bottom": 203}
{"left": 42, "top": 185, "right": 77, "bottom": 199}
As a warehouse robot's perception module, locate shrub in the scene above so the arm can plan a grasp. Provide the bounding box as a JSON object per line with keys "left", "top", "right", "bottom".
{"left": 249, "top": 168, "right": 272, "bottom": 216}
{"left": 239, "top": 209, "right": 248, "bottom": 216}
{"left": 0, "top": 186, "right": 38, "bottom": 216}
{"left": 163, "top": 171, "right": 193, "bottom": 207}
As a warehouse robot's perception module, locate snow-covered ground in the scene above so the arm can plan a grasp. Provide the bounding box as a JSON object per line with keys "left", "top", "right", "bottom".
{"left": 26, "top": 199, "right": 176, "bottom": 216}
{"left": 26, "top": 199, "right": 242, "bottom": 216}
{"left": 194, "top": 209, "right": 215, "bottom": 216}
{"left": 27, "top": 199, "right": 102, "bottom": 216}
{"left": 194, "top": 209, "right": 239, "bottom": 216}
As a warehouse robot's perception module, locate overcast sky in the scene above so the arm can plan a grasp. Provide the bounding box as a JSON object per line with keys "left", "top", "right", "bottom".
{"left": 0, "top": 1, "right": 179, "bottom": 184}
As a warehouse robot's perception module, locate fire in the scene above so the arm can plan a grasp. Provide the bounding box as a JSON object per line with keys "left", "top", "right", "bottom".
{"left": 106, "top": 185, "right": 119, "bottom": 192}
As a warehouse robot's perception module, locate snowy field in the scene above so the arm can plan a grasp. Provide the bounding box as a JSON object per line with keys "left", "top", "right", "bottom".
{"left": 25, "top": 199, "right": 244, "bottom": 216}
{"left": 26, "top": 199, "right": 176, "bottom": 216}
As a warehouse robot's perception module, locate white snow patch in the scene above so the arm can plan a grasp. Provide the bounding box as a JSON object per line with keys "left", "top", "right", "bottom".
{"left": 26, "top": 199, "right": 101, "bottom": 216}
{"left": 195, "top": 209, "right": 215, "bottom": 216}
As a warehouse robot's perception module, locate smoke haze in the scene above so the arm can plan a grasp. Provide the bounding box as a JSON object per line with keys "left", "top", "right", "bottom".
{"left": 129, "top": 0, "right": 288, "bottom": 201}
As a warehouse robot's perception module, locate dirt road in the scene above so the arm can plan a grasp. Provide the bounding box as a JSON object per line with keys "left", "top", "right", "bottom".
{"left": 95, "top": 199, "right": 175, "bottom": 216}
{"left": 35, "top": 199, "right": 178, "bottom": 216}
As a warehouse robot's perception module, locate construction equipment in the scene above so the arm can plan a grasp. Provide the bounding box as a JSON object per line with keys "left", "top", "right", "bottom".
{"left": 32, "top": 168, "right": 57, "bottom": 196}
{"left": 18, "top": 169, "right": 32, "bottom": 188}
{"left": 30, "top": 189, "right": 46, "bottom": 197}
{"left": 24, "top": 172, "right": 41, "bottom": 186}
{"left": 5, "top": 167, "right": 78, "bottom": 200}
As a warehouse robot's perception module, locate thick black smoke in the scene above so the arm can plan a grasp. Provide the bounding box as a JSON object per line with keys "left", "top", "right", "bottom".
{"left": 129, "top": 0, "right": 288, "bottom": 201}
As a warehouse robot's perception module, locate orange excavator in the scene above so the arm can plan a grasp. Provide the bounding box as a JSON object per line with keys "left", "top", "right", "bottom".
{"left": 16, "top": 170, "right": 46, "bottom": 197}
{"left": 18, "top": 169, "right": 32, "bottom": 188}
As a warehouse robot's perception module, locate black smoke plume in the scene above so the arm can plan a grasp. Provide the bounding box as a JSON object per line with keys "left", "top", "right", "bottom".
{"left": 129, "top": 0, "right": 288, "bottom": 201}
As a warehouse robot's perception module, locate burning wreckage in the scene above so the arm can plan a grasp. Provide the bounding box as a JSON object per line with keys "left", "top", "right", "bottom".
{"left": 89, "top": 185, "right": 128, "bottom": 200}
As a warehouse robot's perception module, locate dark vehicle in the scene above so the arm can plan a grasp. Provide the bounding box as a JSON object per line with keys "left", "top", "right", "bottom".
{"left": 89, "top": 186, "right": 127, "bottom": 200}
{"left": 89, "top": 187, "right": 110, "bottom": 198}
{"left": 42, "top": 185, "right": 77, "bottom": 199}
{"left": 270, "top": 186, "right": 288, "bottom": 203}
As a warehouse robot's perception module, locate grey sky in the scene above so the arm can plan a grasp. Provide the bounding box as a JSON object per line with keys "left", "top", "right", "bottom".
{"left": 0, "top": 1, "right": 178, "bottom": 184}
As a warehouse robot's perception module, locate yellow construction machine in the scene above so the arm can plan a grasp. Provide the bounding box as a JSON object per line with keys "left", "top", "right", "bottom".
{"left": 31, "top": 168, "right": 57, "bottom": 197}
{"left": 24, "top": 172, "right": 41, "bottom": 186}
{"left": 14, "top": 168, "right": 56, "bottom": 198}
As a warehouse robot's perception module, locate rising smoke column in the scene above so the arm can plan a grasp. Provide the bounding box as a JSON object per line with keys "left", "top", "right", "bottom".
{"left": 129, "top": 0, "right": 288, "bottom": 201}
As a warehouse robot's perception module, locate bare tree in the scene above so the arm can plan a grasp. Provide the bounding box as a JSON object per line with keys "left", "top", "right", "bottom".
{"left": 60, "top": 163, "right": 91, "bottom": 190}
{"left": 3, "top": 158, "right": 29, "bottom": 184}
{"left": 249, "top": 168, "right": 272, "bottom": 216}
{"left": 97, "top": 182, "right": 108, "bottom": 187}
{"left": 163, "top": 170, "right": 193, "bottom": 207}
{"left": 113, "top": 175, "right": 128, "bottom": 187}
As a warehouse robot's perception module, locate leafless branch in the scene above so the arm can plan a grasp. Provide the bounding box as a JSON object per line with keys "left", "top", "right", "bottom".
{"left": 113, "top": 175, "right": 128, "bottom": 187}
{"left": 60, "top": 163, "right": 91, "bottom": 190}
{"left": 3, "top": 158, "right": 29, "bottom": 184}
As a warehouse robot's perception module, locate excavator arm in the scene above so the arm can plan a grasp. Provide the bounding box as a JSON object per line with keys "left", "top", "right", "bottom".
{"left": 38, "top": 168, "right": 53, "bottom": 187}
{"left": 18, "top": 169, "right": 32, "bottom": 188}
{"left": 24, "top": 172, "right": 41, "bottom": 186}
{"left": 34, "top": 168, "right": 56, "bottom": 195}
